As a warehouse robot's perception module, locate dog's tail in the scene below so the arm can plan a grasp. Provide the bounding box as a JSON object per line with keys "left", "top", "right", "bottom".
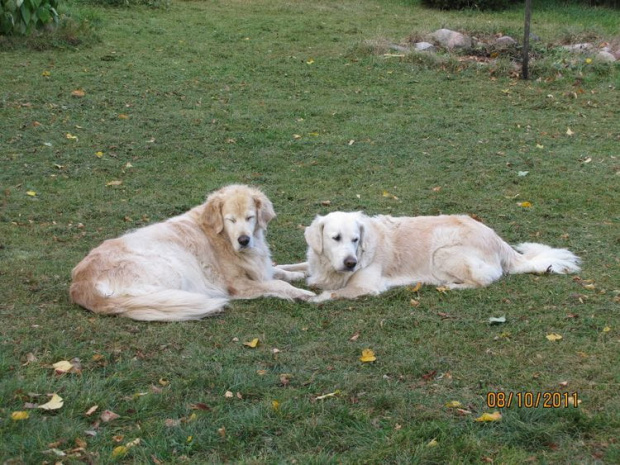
{"left": 70, "top": 283, "right": 229, "bottom": 322}
{"left": 502, "top": 242, "right": 581, "bottom": 276}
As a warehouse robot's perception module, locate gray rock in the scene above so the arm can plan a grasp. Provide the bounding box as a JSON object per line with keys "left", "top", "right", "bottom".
{"left": 496, "top": 36, "right": 517, "bottom": 46}
{"left": 389, "top": 44, "right": 410, "bottom": 53}
{"left": 562, "top": 43, "right": 593, "bottom": 53}
{"left": 430, "top": 28, "right": 472, "bottom": 49}
{"left": 414, "top": 42, "right": 436, "bottom": 52}
{"left": 595, "top": 51, "right": 616, "bottom": 62}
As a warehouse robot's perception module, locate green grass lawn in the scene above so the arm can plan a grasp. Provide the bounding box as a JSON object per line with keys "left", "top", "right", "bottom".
{"left": 1, "top": 0, "right": 619, "bottom": 463}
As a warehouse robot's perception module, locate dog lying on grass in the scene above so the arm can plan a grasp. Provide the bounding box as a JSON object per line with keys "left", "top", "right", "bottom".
{"left": 70, "top": 184, "right": 313, "bottom": 321}
{"left": 303, "top": 211, "right": 581, "bottom": 302}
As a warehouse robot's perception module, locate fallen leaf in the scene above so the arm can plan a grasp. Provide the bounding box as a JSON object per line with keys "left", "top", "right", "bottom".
{"left": 53, "top": 360, "right": 74, "bottom": 373}
{"left": 427, "top": 438, "right": 439, "bottom": 447}
{"left": 224, "top": 391, "right": 234, "bottom": 398}
{"left": 26, "top": 190, "right": 37, "bottom": 197}
{"left": 410, "top": 299, "right": 420, "bottom": 307}
{"left": 218, "top": 427, "right": 226, "bottom": 437}
{"left": 95, "top": 151, "right": 104, "bottom": 158}
{"left": 349, "top": 332, "right": 360, "bottom": 341}
{"left": 66, "top": 133, "right": 78, "bottom": 140}
{"left": 111, "top": 446, "right": 128, "bottom": 458}
{"left": 306, "top": 58, "right": 315, "bottom": 64}
{"left": 11, "top": 411, "right": 29, "bottom": 421}
{"left": 488, "top": 316, "right": 506, "bottom": 325}
{"left": 475, "top": 411, "right": 502, "bottom": 422}
{"left": 256, "top": 369, "right": 268, "bottom": 376}
{"left": 165, "top": 419, "right": 181, "bottom": 427}
{"left": 272, "top": 400, "right": 280, "bottom": 411}
{"left": 71, "top": 89, "right": 85, "bottom": 98}
{"left": 38, "top": 394, "right": 63, "bottom": 411}
{"left": 382, "top": 190, "right": 399, "bottom": 200}
{"left": 118, "top": 114, "right": 129, "bottom": 119}
{"left": 360, "top": 349, "right": 376, "bottom": 363}
{"left": 409, "top": 282, "right": 422, "bottom": 293}
{"left": 518, "top": 171, "right": 529, "bottom": 177}
{"left": 566, "top": 127, "right": 574, "bottom": 136}
{"left": 100, "top": 410, "right": 120, "bottom": 422}
{"left": 158, "top": 378, "right": 169, "bottom": 386}
{"left": 293, "top": 134, "right": 302, "bottom": 139}
{"left": 85, "top": 405, "right": 98, "bottom": 416}
{"left": 243, "top": 338, "right": 260, "bottom": 348}
{"left": 546, "top": 333, "right": 563, "bottom": 342}
{"left": 435, "top": 286, "right": 450, "bottom": 293}
{"left": 602, "top": 326, "right": 611, "bottom": 333}
{"left": 42, "top": 70, "right": 51, "bottom": 77}
{"left": 106, "top": 180, "right": 123, "bottom": 187}
{"left": 517, "top": 201, "right": 532, "bottom": 208}
{"left": 445, "top": 401, "right": 462, "bottom": 408}
{"left": 536, "top": 144, "right": 544, "bottom": 149}
{"left": 457, "top": 408, "right": 473, "bottom": 415}
{"left": 189, "top": 402, "right": 211, "bottom": 410}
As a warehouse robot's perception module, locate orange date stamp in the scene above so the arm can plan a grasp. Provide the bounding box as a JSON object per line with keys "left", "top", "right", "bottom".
{"left": 486, "top": 391, "right": 580, "bottom": 409}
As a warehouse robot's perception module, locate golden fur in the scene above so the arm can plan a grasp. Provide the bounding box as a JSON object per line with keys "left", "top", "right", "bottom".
{"left": 70, "top": 185, "right": 313, "bottom": 321}
{"left": 302, "top": 211, "right": 580, "bottom": 302}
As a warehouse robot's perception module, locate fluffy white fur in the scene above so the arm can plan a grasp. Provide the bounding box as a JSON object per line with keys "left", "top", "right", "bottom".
{"left": 302, "top": 211, "right": 581, "bottom": 302}
{"left": 70, "top": 184, "right": 313, "bottom": 321}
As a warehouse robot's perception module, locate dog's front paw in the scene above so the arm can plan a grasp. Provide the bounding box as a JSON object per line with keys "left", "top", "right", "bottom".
{"left": 309, "top": 291, "right": 335, "bottom": 303}
{"left": 295, "top": 289, "right": 316, "bottom": 301}
{"left": 289, "top": 271, "right": 307, "bottom": 281}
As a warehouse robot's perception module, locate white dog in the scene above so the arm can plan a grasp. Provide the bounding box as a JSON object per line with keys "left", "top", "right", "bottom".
{"left": 303, "top": 211, "right": 580, "bottom": 302}
{"left": 70, "top": 184, "right": 314, "bottom": 321}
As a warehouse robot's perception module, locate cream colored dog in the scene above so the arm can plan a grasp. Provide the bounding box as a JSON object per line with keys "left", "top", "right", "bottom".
{"left": 304, "top": 211, "right": 580, "bottom": 302}
{"left": 70, "top": 184, "right": 313, "bottom": 321}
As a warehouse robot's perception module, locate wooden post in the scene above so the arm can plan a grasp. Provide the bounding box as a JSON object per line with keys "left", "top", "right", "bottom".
{"left": 522, "top": 0, "right": 532, "bottom": 79}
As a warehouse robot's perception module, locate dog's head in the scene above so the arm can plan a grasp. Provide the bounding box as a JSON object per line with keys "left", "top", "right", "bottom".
{"left": 305, "top": 211, "right": 368, "bottom": 273}
{"left": 203, "top": 184, "right": 275, "bottom": 252}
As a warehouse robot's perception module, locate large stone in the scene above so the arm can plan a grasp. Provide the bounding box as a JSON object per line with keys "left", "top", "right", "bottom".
{"left": 430, "top": 29, "right": 472, "bottom": 49}
{"left": 495, "top": 36, "right": 517, "bottom": 47}
{"left": 595, "top": 51, "right": 616, "bottom": 62}
{"left": 414, "top": 42, "right": 436, "bottom": 52}
{"left": 562, "top": 43, "right": 593, "bottom": 53}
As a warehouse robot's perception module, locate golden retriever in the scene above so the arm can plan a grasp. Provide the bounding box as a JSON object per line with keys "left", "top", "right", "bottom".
{"left": 303, "top": 211, "right": 580, "bottom": 302}
{"left": 70, "top": 184, "right": 314, "bottom": 321}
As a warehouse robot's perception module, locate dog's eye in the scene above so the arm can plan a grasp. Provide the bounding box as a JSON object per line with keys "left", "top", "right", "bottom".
{"left": 227, "top": 218, "right": 237, "bottom": 224}
{"left": 246, "top": 215, "right": 255, "bottom": 222}
{"left": 333, "top": 235, "right": 341, "bottom": 242}
{"left": 352, "top": 238, "right": 359, "bottom": 243}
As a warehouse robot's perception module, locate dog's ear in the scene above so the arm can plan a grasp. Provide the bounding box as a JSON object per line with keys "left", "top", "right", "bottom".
{"left": 253, "top": 191, "right": 276, "bottom": 230}
{"left": 305, "top": 216, "right": 324, "bottom": 254}
{"left": 356, "top": 213, "right": 375, "bottom": 266}
{"left": 203, "top": 191, "right": 224, "bottom": 234}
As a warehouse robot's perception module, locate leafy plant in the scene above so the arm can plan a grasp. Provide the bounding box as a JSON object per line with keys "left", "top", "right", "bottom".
{"left": 421, "top": 0, "right": 520, "bottom": 10}
{"left": 0, "top": 0, "right": 59, "bottom": 35}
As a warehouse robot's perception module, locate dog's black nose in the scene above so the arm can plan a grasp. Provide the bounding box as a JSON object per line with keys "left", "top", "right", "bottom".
{"left": 344, "top": 256, "right": 357, "bottom": 270}
{"left": 238, "top": 235, "right": 250, "bottom": 247}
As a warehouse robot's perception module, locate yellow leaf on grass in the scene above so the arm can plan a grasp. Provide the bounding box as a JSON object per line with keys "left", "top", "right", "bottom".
{"left": 95, "top": 151, "right": 104, "bottom": 158}
{"left": 475, "top": 411, "right": 502, "bottom": 422}
{"left": 546, "top": 333, "right": 563, "bottom": 342}
{"left": 306, "top": 58, "right": 315, "bottom": 65}
{"left": 518, "top": 201, "right": 532, "bottom": 208}
{"left": 112, "top": 446, "right": 128, "bottom": 458}
{"left": 566, "top": 127, "right": 574, "bottom": 136}
{"left": 244, "top": 338, "right": 260, "bottom": 348}
{"left": 272, "top": 400, "right": 280, "bottom": 411}
{"left": 360, "top": 349, "right": 376, "bottom": 363}
{"left": 445, "top": 401, "right": 462, "bottom": 408}
{"left": 118, "top": 114, "right": 129, "bottom": 119}
{"left": 53, "top": 360, "right": 74, "bottom": 373}
{"left": 106, "top": 180, "right": 123, "bottom": 187}
{"left": 38, "top": 393, "right": 64, "bottom": 411}
{"left": 66, "top": 133, "right": 78, "bottom": 140}
{"left": 410, "top": 282, "right": 422, "bottom": 293}
{"left": 26, "top": 190, "right": 37, "bottom": 197}
{"left": 42, "top": 71, "right": 51, "bottom": 77}
{"left": 71, "top": 89, "right": 86, "bottom": 98}
{"left": 11, "top": 411, "right": 30, "bottom": 421}
{"left": 427, "top": 438, "right": 439, "bottom": 447}
{"left": 602, "top": 326, "right": 611, "bottom": 333}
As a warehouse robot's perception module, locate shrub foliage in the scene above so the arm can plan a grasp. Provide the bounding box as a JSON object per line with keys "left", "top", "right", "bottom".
{"left": 0, "top": 0, "right": 59, "bottom": 34}
{"left": 421, "top": 0, "right": 520, "bottom": 10}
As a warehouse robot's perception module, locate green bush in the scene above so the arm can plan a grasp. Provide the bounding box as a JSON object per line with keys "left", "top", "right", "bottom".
{"left": 0, "top": 0, "right": 59, "bottom": 34}
{"left": 421, "top": 0, "right": 520, "bottom": 10}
